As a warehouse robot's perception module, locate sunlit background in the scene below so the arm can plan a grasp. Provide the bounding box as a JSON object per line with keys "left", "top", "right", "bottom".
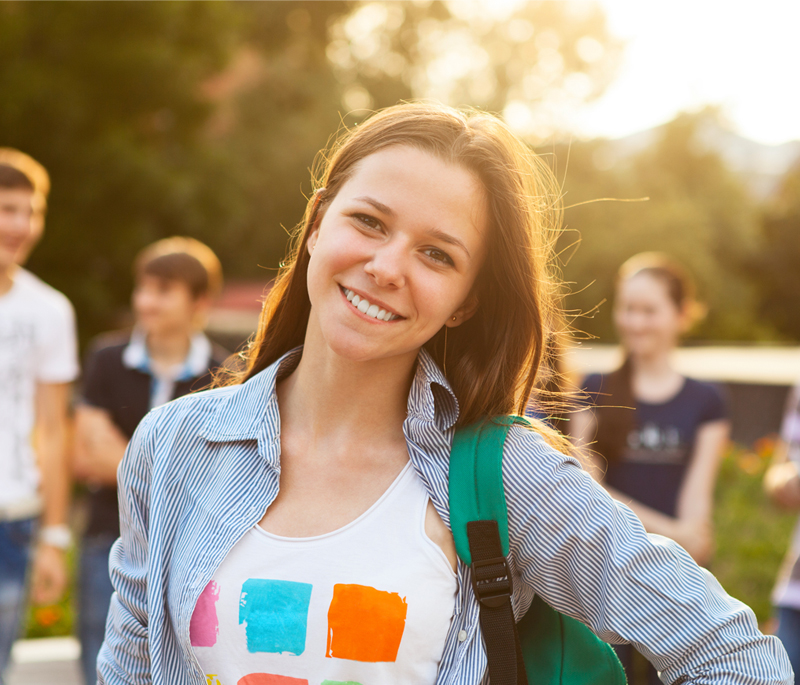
{"left": 3, "top": 1, "right": 800, "bottom": 656}
{"left": 3, "top": 0, "right": 798, "bottom": 348}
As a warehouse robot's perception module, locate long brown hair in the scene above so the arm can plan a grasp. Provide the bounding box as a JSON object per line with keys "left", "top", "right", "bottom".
{"left": 219, "top": 103, "right": 565, "bottom": 432}
{"left": 594, "top": 252, "right": 701, "bottom": 462}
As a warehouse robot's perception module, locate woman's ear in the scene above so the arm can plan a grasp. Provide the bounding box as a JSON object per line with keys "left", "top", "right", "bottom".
{"left": 307, "top": 228, "right": 319, "bottom": 256}
{"left": 448, "top": 293, "right": 479, "bottom": 327}
{"left": 306, "top": 195, "right": 327, "bottom": 257}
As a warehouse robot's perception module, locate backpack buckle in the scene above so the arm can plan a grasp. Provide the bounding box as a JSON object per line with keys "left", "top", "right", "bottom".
{"left": 471, "top": 555, "right": 513, "bottom": 608}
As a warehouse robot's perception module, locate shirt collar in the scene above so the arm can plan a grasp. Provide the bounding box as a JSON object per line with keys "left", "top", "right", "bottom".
{"left": 409, "top": 347, "right": 460, "bottom": 431}
{"left": 200, "top": 345, "right": 460, "bottom": 445}
{"left": 122, "top": 328, "right": 214, "bottom": 381}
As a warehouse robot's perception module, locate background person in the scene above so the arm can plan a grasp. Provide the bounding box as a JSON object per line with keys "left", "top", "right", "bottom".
{"left": 0, "top": 149, "right": 78, "bottom": 683}
{"left": 764, "top": 383, "right": 800, "bottom": 676}
{"left": 569, "top": 252, "right": 731, "bottom": 684}
{"left": 72, "top": 237, "right": 227, "bottom": 685}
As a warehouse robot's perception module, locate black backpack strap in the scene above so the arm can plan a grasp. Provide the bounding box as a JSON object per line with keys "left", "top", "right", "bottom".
{"left": 468, "top": 519, "right": 528, "bottom": 685}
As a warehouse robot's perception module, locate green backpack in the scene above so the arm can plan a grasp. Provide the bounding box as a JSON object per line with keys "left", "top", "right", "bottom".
{"left": 449, "top": 416, "right": 627, "bottom": 685}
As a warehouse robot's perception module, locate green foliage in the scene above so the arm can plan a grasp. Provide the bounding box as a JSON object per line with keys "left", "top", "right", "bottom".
{"left": 712, "top": 440, "right": 796, "bottom": 623}
{"left": 23, "top": 547, "right": 75, "bottom": 639}
{"left": 550, "top": 109, "right": 768, "bottom": 343}
{"left": 2, "top": 1, "right": 623, "bottom": 348}
{"left": 331, "top": 1, "right": 622, "bottom": 140}
{"left": 746, "top": 164, "right": 800, "bottom": 341}
{"left": 1, "top": 1, "right": 353, "bottom": 347}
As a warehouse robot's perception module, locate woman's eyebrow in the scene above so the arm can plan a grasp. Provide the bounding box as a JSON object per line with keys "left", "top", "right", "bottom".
{"left": 425, "top": 227, "right": 471, "bottom": 258}
{"left": 354, "top": 196, "right": 395, "bottom": 217}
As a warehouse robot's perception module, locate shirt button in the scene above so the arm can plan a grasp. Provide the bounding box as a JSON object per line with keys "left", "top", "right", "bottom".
{"left": 458, "top": 629, "right": 467, "bottom": 642}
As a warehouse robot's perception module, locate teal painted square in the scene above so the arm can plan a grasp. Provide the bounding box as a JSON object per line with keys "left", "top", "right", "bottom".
{"left": 239, "top": 578, "right": 313, "bottom": 655}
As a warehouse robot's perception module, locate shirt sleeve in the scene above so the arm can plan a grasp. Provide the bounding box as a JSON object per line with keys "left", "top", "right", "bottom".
{"left": 579, "top": 373, "right": 605, "bottom": 407}
{"left": 36, "top": 295, "right": 79, "bottom": 383}
{"left": 80, "top": 344, "right": 113, "bottom": 410}
{"left": 699, "top": 381, "right": 730, "bottom": 425}
{"left": 97, "top": 411, "right": 156, "bottom": 684}
{"left": 502, "top": 424, "right": 793, "bottom": 685}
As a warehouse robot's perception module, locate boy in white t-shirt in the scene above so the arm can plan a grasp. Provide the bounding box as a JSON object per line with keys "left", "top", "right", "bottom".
{"left": 0, "top": 149, "right": 79, "bottom": 681}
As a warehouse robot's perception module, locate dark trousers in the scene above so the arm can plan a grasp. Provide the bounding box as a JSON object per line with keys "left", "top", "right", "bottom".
{"left": 78, "top": 534, "right": 116, "bottom": 685}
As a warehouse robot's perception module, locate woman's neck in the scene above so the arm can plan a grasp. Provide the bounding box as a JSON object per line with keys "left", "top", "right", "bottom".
{"left": 146, "top": 329, "right": 192, "bottom": 369}
{"left": 629, "top": 349, "right": 683, "bottom": 403}
{"left": 277, "top": 323, "right": 416, "bottom": 453}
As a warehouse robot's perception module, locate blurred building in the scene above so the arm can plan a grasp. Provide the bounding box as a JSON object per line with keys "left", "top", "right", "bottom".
{"left": 207, "top": 280, "right": 268, "bottom": 352}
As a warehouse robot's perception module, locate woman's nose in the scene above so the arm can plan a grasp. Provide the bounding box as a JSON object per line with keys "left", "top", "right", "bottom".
{"left": 364, "top": 240, "right": 407, "bottom": 289}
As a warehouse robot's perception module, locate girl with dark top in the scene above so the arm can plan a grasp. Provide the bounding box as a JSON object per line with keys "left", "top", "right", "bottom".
{"left": 570, "top": 252, "right": 731, "bottom": 684}
{"left": 96, "top": 106, "right": 787, "bottom": 685}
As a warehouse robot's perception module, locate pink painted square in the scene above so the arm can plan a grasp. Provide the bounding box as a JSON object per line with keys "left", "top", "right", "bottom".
{"left": 191, "top": 580, "right": 221, "bottom": 647}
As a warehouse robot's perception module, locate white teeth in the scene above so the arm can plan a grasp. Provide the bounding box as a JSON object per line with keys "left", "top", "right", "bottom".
{"left": 342, "top": 287, "right": 398, "bottom": 321}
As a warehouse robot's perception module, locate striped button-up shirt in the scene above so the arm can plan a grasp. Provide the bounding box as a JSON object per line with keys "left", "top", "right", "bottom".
{"left": 98, "top": 348, "right": 792, "bottom": 685}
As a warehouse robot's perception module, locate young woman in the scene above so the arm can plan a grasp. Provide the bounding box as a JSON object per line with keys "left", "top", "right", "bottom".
{"left": 97, "top": 105, "right": 789, "bottom": 685}
{"left": 570, "top": 253, "right": 732, "bottom": 684}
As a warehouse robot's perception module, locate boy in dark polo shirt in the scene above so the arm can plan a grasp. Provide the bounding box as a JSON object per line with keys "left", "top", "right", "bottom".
{"left": 73, "top": 237, "right": 228, "bottom": 685}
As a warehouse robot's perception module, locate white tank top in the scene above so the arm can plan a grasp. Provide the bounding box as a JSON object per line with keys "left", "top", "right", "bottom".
{"left": 191, "top": 462, "right": 457, "bottom": 685}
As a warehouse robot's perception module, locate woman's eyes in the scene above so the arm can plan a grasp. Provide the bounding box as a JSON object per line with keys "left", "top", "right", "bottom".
{"left": 349, "top": 212, "right": 454, "bottom": 267}
{"left": 352, "top": 213, "right": 381, "bottom": 230}
{"left": 423, "top": 247, "right": 455, "bottom": 266}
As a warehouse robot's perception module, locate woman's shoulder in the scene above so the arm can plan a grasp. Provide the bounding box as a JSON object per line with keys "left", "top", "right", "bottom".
{"left": 581, "top": 372, "right": 607, "bottom": 394}
{"left": 680, "top": 376, "right": 730, "bottom": 421}
{"left": 501, "top": 420, "right": 584, "bottom": 488}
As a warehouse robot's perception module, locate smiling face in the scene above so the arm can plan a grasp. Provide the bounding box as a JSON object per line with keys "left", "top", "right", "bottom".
{"left": 132, "top": 274, "right": 207, "bottom": 339}
{"left": 0, "top": 187, "right": 34, "bottom": 273}
{"left": 304, "top": 145, "right": 489, "bottom": 365}
{"left": 614, "top": 271, "right": 689, "bottom": 359}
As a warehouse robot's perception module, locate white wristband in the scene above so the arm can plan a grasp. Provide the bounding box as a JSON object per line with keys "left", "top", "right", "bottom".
{"left": 39, "top": 524, "right": 72, "bottom": 550}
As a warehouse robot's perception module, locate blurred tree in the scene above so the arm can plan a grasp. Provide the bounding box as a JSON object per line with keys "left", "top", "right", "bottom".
{"left": 1, "top": 0, "right": 623, "bottom": 346}
{"left": 0, "top": 1, "right": 350, "bottom": 344}
{"left": 327, "top": 0, "right": 622, "bottom": 141}
{"left": 747, "top": 163, "right": 800, "bottom": 341}
{"left": 553, "top": 109, "right": 767, "bottom": 344}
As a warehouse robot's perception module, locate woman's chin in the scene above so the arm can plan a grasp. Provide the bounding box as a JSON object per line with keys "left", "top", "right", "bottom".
{"left": 315, "top": 332, "right": 418, "bottom": 366}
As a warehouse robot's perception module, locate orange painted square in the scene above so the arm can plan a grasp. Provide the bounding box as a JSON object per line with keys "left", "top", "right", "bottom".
{"left": 326, "top": 583, "right": 408, "bottom": 662}
{"left": 238, "top": 674, "right": 307, "bottom": 685}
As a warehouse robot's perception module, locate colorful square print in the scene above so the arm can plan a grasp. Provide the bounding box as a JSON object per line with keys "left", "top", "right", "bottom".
{"left": 238, "top": 675, "right": 308, "bottom": 685}
{"left": 239, "top": 579, "right": 313, "bottom": 655}
{"left": 191, "top": 581, "right": 221, "bottom": 647}
{"left": 326, "top": 583, "right": 408, "bottom": 662}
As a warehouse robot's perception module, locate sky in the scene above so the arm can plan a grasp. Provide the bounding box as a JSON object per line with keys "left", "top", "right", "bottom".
{"left": 572, "top": 0, "right": 800, "bottom": 145}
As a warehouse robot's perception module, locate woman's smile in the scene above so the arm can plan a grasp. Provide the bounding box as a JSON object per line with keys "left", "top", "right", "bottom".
{"left": 340, "top": 285, "right": 404, "bottom": 322}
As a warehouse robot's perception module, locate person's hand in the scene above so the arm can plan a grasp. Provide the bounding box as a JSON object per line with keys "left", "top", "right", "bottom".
{"left": 764, "top": 461, "right": 800, "bottom": 510}
{"left": 670, "top": 518, "right": 713, "bottom": 565}
{"left": 30, "top": 544, "right": 68, "bottom": 606}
